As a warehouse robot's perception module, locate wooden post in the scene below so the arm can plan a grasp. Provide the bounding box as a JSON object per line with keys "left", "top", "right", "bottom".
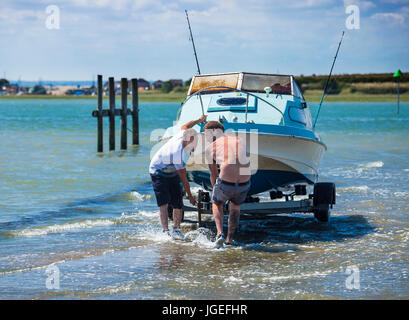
{"left": 97, "top": 75, "right": 103, "bottom": 153}
{"left": 197, "top": 190, "right": 203, "bottom": 227}
{"left": 131, "top": 78, "right": 139, "bottom": 145}
{"left": 120, "top": 78, "right": 128, "bottom": 150}
{"left": 108, "top": 77, "right": 115, "bottom": 151}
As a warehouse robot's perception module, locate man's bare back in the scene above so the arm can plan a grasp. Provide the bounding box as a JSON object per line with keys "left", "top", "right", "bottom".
{"left": 208, "top": 135, "right": 250, "bottom": 183}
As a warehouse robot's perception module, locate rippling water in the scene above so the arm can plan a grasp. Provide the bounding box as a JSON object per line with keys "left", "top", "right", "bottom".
{"left": 0, "top": 99, "right": 408, "bottom": 299}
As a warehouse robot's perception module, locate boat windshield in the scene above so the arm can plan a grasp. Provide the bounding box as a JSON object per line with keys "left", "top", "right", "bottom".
{"left": 188, "top": 72, "right": 293, "bottom": 96}
{"left": 189, "top": 73, "right": 240, "bottom": 95}
{"left": 241, "top": 73, "right": 291, "bottom": 94}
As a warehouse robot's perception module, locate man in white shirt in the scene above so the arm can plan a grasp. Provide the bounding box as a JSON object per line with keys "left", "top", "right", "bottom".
{"left": 149, "top": 115, "right": 206, "bottom": 240}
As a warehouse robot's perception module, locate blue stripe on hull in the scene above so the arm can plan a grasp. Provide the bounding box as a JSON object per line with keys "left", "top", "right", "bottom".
{"left": 187, "top": 170, "right": 315, "bottom": 195}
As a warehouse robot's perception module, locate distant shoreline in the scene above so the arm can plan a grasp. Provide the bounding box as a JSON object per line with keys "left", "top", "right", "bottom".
{"left": 1, "top": 91, "right": 407, "bottom": 103}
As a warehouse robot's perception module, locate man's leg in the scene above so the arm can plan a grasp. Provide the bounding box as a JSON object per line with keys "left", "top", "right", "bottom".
{"left": 151, "top": 174, "right": 171, "bottom": 232}
{"left": 159, "top": 203, "right": 169, "bottom": 231}
{"left": 226, "top": 202, "right": 240, "bottom": 243}
{"left": 212, "top": 201, "right": 224, "bottom": 236}
{"left": 173, "top": 208, "right": 183, "bottom": 229}
{"left": 169, "top": 174, "right": 184, "bottom": 230}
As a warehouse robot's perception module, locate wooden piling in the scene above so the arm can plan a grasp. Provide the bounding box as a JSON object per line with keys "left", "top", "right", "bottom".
{"left": 97, "top": 75, "right": 103, "bottom": 153}
{"left": 108, "top": 77, "right": 115, "bottom": 151}
{"left": 131, "top": 78, "right": 139, "bottom": 145}
{"left": 197, "top": 190, "right": 203, "bottom": 227}
{"left": 92, "top": 75, "right": 137, "bottom": 152}
{"left": 120, "top": 78, "right": 128, "bottom": 150}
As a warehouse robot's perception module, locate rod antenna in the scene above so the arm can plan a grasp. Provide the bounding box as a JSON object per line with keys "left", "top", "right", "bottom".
{"left": 185, "top": 10, "right": 201, "bottom": 75}
{"left": 313, "top": 31, "right": 345, "bottom": 128}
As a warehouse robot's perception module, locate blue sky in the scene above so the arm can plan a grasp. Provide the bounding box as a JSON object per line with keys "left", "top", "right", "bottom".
{"left": 1, "top": 0, "right": 408, "bottom": 81}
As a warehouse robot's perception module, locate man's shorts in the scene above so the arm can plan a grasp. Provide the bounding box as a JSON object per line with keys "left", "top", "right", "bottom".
{"left": 150, "top": 173, "right": 183, "bottom": 209}
{"left": 212, "top": 178, "right": 251, "bottom": 206}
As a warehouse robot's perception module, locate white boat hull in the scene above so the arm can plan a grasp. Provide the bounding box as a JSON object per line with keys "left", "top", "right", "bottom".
{"left": 185, "top": 131, "right": 326, "bottom": 195}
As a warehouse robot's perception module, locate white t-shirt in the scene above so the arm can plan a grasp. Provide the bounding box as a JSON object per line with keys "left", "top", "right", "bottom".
{"left": 149, "top": 130, "right": 190, "bottom": 175}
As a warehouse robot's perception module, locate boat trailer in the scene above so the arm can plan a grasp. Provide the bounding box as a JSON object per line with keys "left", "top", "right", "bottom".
{"left": 180, "top": 183, "right": 336, "bottom": 226}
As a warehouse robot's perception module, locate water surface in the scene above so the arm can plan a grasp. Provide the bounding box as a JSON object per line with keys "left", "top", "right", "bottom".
{"left": 0, "top": 99, "right": 408, "bottom": 299}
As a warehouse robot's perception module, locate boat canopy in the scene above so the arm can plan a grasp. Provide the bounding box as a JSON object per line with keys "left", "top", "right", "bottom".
{"left": 188, "top": 72, "right": 303, "bottom": 99}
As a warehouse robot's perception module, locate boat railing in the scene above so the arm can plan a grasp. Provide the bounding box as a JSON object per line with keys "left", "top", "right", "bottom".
{"left": 176, "top": 86, "right": 286, "bottom": 126}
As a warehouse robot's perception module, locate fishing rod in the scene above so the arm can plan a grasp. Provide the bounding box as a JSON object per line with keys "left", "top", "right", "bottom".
{"left": 185, "top": 10, "right": 205, "bottom": 118}
{"left": 185, "top": 10, "right": 201, "bottom": 75}
{"left": 313, "top": 31, "right": 345, "bottom": 128}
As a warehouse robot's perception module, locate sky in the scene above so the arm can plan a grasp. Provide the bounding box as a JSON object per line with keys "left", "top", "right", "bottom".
{"left": 0, "top": 0, "right": 408, "bottom": 82}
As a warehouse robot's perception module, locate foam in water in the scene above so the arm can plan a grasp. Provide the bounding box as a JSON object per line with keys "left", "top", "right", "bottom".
{"left": 338, "top": 186, "right": 370, "bottom": 193}
{"left": 136, "top": 226, "right": 175, "bottom": 243}
{"left": 223, "top": 275, "right": 243, "bottom": 284}
{"left": 184, "top": 228, "right": 216, "bottom": 248}
{"left": 7, "top": 219, "right": 115, "bottom": 237}
{"left": 120, "top": 210, "right": 158, "bottom": 220}
{"left": 127, "top": 191, "right": 153, "bottom": 202}
{"left": 135, "top": 226, "right": 217, "bottom": 248}
{"left": 5, "top": 210, "right": 161, "bottom": 238}
{"left": 360, "top": 161, "right": 384, "bottom": 168}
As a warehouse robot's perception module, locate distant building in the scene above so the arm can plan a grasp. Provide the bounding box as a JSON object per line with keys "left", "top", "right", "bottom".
{"left": 102, "top": 80, "right": 129, "bottom": 95}
{"left": 151, "top": 80, "right": 163, "bottom": 90}
{"left": 137, "top": 78, "right": 150, "bottom": 91}
{"left": 6, "top": 85, "right": 18, "bottom": 95}
{"left": 169, "top": 79, "right": 183, "bottom": 87}
{"left": 0, "top": 80, "right": 17, "bottom": 95}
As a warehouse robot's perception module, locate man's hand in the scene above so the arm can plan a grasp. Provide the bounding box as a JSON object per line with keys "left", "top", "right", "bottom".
{"left": 177, "top": 168, "right": 197, "bottom": 206}
{"left": 198, "top": 115, "right": 207, "bottom": 124}
{"left": 181, "top": 115, "right": 207, "bottom": 130}
{"left": 188, "top": 194, "right": 197, "bottom": 206}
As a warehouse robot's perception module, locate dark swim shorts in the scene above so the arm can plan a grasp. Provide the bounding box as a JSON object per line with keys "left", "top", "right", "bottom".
{"left": 150, "top": 173, "right": 183, "bottom": 209}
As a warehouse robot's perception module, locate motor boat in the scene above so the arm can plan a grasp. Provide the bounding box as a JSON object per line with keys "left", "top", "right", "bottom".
{"left": 162, "top": 72, "right": 335, "bottom": 221}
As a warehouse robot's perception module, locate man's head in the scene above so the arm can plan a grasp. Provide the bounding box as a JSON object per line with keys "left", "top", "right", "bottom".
{"left": 203, "top": 121, "right": 225, "bottom": 143}
{"left": 182, "top": 128, "right": 199, "bottom": 153}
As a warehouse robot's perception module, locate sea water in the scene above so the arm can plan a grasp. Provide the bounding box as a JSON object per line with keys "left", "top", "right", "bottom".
{"left": 0, "top": 99, "right": 408, "bottom": 299}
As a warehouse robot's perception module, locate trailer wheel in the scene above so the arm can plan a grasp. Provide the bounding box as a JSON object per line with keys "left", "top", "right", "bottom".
{"left": 167, "top": 204, "right": 185, "bottom": 222}
{"left": 313, "top": 183, "right": 336, "bottom": 222}
{"left": 314, "top": 204, "right": 330, "bottom": 222}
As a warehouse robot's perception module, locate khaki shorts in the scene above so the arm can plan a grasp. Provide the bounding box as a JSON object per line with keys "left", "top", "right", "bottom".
{"left": 212, "top": 178, "right": 250, "bottom": 205}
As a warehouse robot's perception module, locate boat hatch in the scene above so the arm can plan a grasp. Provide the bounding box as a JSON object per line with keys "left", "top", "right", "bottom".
{"left": 217, "top": 97, "right": 247, "bottom": 106}
{"left": 207, "top": 93, "right": 257, "bottom": 112}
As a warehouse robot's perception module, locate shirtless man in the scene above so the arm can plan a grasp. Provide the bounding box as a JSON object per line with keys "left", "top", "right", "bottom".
{"left": 204, "top": 121, "right": 251, "bottom": 247}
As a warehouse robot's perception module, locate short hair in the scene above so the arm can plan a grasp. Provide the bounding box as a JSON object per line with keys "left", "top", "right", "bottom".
{"left": 182, "top": 128, "right": 198, "bottom": 141}
{"left": 203, "top": 121, "right": 225, "bottom": 132}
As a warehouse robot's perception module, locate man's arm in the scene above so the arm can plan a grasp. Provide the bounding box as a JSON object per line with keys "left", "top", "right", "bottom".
{"left": 208, "top": 163, "right": 219, "bottom": 187}
{"left": 205, "top": 141, "right": 219, "bottom": 186}
{"left": 181, "top": 115, "right": 207, "bottom": 130}
{"left": 177, "top": 168, "right": 197, "bottom": 206}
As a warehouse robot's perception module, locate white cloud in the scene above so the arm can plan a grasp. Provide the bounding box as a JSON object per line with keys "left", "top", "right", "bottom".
{"left": 344, "top": 0, "right": 376, "bottom": 10}
{"left": 380, "top": 0, "right": 409, "bottom": 4}
{"left": 290, "top": 0, "right": 335, "bottom": 8}
{"left": 370, "top": 4, "right": 409, "bottom": 24}
{"left": 371, "top": 12, "right": 405, "bottom": 23}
